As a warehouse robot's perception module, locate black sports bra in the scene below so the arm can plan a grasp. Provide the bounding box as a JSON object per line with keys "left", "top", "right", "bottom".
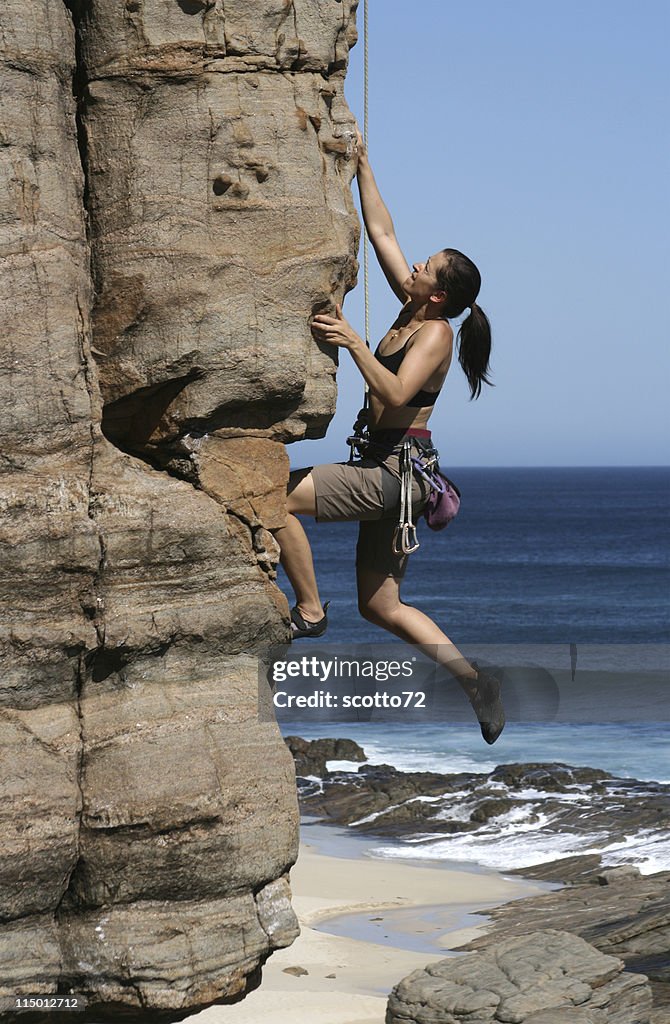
{"left": 373, "top": 328, "right": 442, "bottom": 407}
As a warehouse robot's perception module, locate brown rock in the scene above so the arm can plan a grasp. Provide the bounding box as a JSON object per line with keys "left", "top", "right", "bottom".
{"left": 83, "top": 46, "right": 359, "bottom": 450}
{"left": 524, "top": 1010, "right": 604, "bottom": 1023}
{"left": 0, "top": 7, "right": 99, "bottom": 995}
{"left": 0, "top": 0, "right": 360, "bottom": 1017}
{"left": 597, "top": 865, "right": 643, "bottom": 886}
{"left": 285, "top": 735, "right": 368, "bottom": 777}
{"left": 283, "top": 965, "right": 309, "bottom": 978}
{"left": 188, "top": 435, "right": 290, "bottom": 530}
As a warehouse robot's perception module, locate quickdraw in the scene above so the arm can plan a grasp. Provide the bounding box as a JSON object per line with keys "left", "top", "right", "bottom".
{"left": 392, "top": 438, "right": 420, "bottom": 554}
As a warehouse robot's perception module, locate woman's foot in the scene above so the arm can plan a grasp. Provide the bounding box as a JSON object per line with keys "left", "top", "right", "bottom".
{"left": 290, "top": 601, "right": 330, "bottom": 639}
{"left": 463, "top": 663, "right": 506, "bottom": 744}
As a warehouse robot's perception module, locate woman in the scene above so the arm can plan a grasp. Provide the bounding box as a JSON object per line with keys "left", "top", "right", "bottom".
{"left": 272, "top": 136, "right": 505, "bottom": 744}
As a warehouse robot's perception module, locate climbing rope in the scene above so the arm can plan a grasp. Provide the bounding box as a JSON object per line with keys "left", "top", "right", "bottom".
{"left": 363, "top": 0, "right": 370, "bottom": 354}
{"left": 346, "top": 0, "right": 371, "bottom": 461}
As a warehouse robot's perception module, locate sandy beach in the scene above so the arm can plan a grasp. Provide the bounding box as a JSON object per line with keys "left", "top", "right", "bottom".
{"left": 187, "top": 826, "right": 547, "bottom": 1024}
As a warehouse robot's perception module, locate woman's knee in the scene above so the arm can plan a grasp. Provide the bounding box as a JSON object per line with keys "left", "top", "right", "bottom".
{"left": 357, "top": 590, "right": 402, "bottom": 627}
{"left": 357, "top": 596, "right": 380, "bottom": 623}
{"left": 357, "top": 567, "right": 402, "bottom": 625}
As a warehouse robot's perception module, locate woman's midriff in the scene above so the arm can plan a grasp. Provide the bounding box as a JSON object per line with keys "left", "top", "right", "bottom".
{"left": 368, "top": 393, "right": 433, "bottom": 431}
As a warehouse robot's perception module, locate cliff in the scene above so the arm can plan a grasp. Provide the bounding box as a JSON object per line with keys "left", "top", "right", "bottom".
{"left": 0, "top": 0, "right": 359, "bottom": 1018}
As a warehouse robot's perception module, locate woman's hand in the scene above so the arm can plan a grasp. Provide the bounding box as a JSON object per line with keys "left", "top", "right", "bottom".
{"left": 310, "top": 304, "right": 361, "bottom": 349}
{"left": 354, "top": 127, "right": 367, "bottom": 170}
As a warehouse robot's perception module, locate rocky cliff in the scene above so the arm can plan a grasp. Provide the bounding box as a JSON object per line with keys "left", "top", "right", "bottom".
{"left": 0, "top": 1, "right": 359, "bottom": 1018}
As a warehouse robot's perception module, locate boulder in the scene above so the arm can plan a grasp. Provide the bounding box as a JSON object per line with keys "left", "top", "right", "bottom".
{"left": 285, "top": 735, "right": 368, "bottom": 777}
{"left": 386, "top": 930, "right": 652, "bottom": 1024}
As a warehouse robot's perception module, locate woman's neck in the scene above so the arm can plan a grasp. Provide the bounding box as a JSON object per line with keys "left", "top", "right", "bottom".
{"left": 403, "top": 299, "right": 448, "bottom": 324}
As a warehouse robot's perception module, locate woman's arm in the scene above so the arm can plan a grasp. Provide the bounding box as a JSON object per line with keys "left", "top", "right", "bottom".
{"left": 356, "top": 137, "right": 412, "bottom": 303}
{"left": 311, "top": 307, "right": 452, "bottom": 408}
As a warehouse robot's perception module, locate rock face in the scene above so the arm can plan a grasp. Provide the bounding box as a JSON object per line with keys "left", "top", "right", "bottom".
{"left": 0, "top": 1, "right": 359, "bottom": 1018}
{"left": 386, "top": 930, "right": 653, "bottom": 1024}
{"left": 80, "top": 0, "right": 360, "bottom": 453}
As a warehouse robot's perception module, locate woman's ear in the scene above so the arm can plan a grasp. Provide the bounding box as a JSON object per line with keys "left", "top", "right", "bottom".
{"left": 429, "top": 290, "right": 447, "bottom": 305}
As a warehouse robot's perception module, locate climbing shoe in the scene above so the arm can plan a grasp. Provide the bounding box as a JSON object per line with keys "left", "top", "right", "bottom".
{"left": 290, "top": 601, "right": 330, "bottom": 639}
{"left": 469, "top": 663, "right": 506, "bottom": 745}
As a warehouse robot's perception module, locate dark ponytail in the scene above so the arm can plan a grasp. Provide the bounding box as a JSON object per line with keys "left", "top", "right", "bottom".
{"left": 436, "top": 248, "right": 493, "bottom": 400}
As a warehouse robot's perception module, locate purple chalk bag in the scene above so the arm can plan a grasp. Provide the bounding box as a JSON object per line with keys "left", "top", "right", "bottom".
{"left": 411, "top": 457, "right": 461, "bottom": 530}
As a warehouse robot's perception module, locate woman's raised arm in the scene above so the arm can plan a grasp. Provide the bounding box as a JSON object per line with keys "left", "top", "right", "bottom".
{"left": 356, "top": 136, "right": 412, "bottom": 303}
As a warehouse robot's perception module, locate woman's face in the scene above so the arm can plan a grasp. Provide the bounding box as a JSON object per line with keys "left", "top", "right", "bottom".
{"left": 403, "top": 251, "right": 448, "bottom": 304}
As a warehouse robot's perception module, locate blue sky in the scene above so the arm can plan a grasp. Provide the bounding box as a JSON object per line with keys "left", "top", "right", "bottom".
{"left": 290, "top": 0, "right": 669, "bottom": 468}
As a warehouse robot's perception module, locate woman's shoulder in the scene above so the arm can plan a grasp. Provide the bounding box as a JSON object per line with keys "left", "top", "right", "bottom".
{"left": 411, "top": 318, "right": 454, "bottom": 347}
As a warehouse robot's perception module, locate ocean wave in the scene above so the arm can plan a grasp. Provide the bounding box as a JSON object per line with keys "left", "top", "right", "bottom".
{"left": 365, "top": 796, "right": 670, "bottom": 876}
{"left": 368, "top": 823, "right": 605, "bottom": 872}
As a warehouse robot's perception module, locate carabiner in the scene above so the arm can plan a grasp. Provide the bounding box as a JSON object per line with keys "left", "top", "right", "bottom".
{"left": 401, "top": 523, "right": 420, "bottom": 554}
{"left": 410, "top": 457, "right": 446, "bottom": 493}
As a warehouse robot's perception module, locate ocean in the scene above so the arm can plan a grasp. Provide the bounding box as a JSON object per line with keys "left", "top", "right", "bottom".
{"left": 276, "top": 467, "right": 670, "bottom": 873}
{"left": 282, "top": 467, "right": 670, "bottom": 645}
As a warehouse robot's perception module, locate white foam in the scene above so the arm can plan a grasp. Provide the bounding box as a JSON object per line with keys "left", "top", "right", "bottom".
{"left": 355, "top": 741, "right": 496, "bottom": 777}
{"left": 369, "top": 826, "right": 604, "bottom": 871}
{"left": 433, "top": 802, "right": 477, "bottom": 824}
{"left": 325, "top": 759, "right": 364, "bottom": 773}
{"left": 596, "top": 829, "right": 670, "bottom": 875}
{"left": 369, "top": 814, "right": 670, "bottom": 876}
{"left": 510, "top": 787, "right": 592, "bottom": 803}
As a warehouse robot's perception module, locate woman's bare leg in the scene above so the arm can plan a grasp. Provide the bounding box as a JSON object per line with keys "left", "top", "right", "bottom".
{"left": 273, "top": 469, "right": 325, "bottom": 622}
{"left": 356, "top": 566, "right": 505, "bottom": 742}
{"left": 356, "top": 566, "right": 476, "bottom": 679}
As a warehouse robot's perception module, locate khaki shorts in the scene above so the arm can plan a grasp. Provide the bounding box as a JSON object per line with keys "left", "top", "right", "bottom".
{"left": 310, "top": 453, "right": 430, "bottom": 578}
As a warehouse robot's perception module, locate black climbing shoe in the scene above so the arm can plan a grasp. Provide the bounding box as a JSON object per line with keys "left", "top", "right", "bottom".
{"left": 290, "top": 601, "right": 330, "bottom": 639}
{"left": 469, "top": 663, "right": 506, "bottom": 745}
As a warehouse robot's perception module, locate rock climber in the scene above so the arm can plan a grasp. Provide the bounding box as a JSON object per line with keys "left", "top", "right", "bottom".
{"left": 272, "top": 133, "right": 505, "bottom": 744}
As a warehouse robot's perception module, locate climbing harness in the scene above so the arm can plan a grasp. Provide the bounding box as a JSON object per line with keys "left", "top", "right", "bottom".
{"left": 347, "top": 428, "right": 446, "bottom": 555}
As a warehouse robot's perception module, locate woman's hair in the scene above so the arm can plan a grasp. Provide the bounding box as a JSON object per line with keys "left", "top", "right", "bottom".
{"left": 435, "top": 248, "right": 493, "bottom": 400}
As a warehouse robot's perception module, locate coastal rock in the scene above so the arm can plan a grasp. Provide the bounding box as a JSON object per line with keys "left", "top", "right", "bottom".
{"left": 291, "top": 751, "right": 670, "bottom": 866}
{"left": 458, "top": 870, "right": 670, "bottom": 1019}
{"left": 524, "top": 1011, "right": 604, "bottom": 1023}
{"left": 300, "top": 761, "right": 468, "bottom": 830}
{"left": 598, "top": 866, "right": 643, "bottom": 885}
{"left": 386, "top": 930, "right": 653, "bottom": 1024}
{"left": 0, "top": 0, "right": 101, "bottom": 975}
{"left": 70, "top": 0, "right": 359, "bottom": 79}
{"left": 459, "top": 870, "right": 670, "bottom": 962}
{"left": 489, "top": 762, "right": 611, "bottom": 792}
{"left": 285, "top": 735, "right": 367, "bottom": 776}
{"left": 509, "top": 855, "right": 604, "bottom": 885}
{"left": 0, "top": 1, "right": 359, "bottom": 1017}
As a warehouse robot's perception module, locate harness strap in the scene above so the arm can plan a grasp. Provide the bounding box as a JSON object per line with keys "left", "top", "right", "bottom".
{"left": 347, "top": 424, "right": 443, "bottom": 556}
